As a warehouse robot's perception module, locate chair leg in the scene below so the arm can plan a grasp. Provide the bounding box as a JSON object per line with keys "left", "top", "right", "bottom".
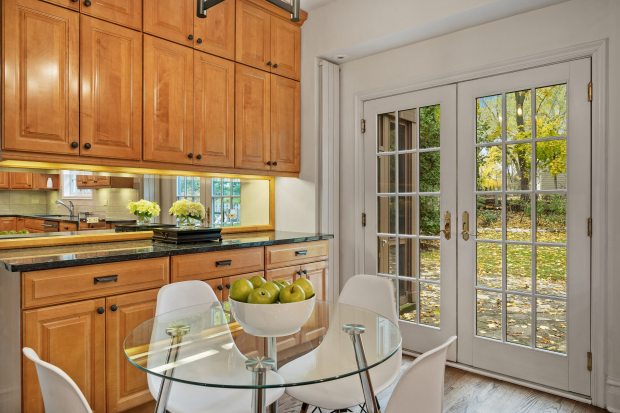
{"left": 300, "top": 402, "right": 309, "bottom": 413}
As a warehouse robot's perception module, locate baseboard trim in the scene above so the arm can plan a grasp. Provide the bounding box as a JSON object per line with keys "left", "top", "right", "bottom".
{"left": 606, "top": 377, "right": 620, "bottom": 412}
{"left": 402, "top": 349, "right": 593, "bottom": 405}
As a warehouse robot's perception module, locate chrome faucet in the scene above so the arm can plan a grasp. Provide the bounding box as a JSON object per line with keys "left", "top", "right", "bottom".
{"left": 55, "top": 199, "right": 75, "bottom": 217}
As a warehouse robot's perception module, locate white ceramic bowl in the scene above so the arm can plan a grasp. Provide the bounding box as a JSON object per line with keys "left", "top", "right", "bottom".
{"left": 230, "top": 296, "right": 316, "bottom": 337}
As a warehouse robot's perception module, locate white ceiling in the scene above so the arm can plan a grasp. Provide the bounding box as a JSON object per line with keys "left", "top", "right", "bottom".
{"left": 301, "top": 0, "right": 336, "bottom": 11}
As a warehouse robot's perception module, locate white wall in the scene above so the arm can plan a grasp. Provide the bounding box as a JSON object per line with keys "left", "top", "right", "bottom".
{"left": 301, "top": 0, "right": 619, "bottom": 408}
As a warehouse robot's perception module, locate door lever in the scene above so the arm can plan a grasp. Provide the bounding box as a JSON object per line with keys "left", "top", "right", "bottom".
{"left": 462, "top": 211, "right": 470, "bottom": 241}
{"left": 440, "top": 211, "right": 451, "bottom": 240}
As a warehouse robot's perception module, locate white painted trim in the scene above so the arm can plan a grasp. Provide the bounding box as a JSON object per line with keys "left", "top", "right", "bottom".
{"left": 354, "top": 39, "right": 608, "bottom": 407}
{"left": 606, "top": 377, "right": 620, "bottom": 413}
{"left": 317, "top": 59, "right": 341, "bottom": 303}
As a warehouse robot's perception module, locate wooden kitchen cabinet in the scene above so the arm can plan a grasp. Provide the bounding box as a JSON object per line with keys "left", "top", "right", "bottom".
{"left": 33, "top": 174, "right": 60, "bottom": 190}
{"left": 81, "top": 0, "right": 142, "bottom": 30}
{"left": 0, "top": 173, "right": 10, "bottom": 189}
{"left": 22, "top": 299, "right": 107, "bottom": 413}
{"left": 194, "top": 52, "right": 235, "bottom": 167}
{"left": 106, "top": 289, "right": 158, "bottom": 412}
{"left": 143, "top": 34, "right": 195, "bottom": 165}
{"left": 80, "top": 16, "right": 142, "bottom": 161}
{"left": 144, "top": 0, "right": 235, "bottom": 59}
{"left": 235, "top": 64, "right": 271, "bottom": 170}
{"left": 236, "top": 0, "right": 301, "bottom": 81}
{"left": 9, "top": 172, "right": 33, "bottom": 189}
{"left": 270, "top": 75, "right": 300, "bottom": 172}
{"left": 76, "top": 175, "right": 135, "bottom": 189}
{"left": 235, "top": 64, "right": 300, "bottom": 173}
{"left": 3, "top": 0, "right": 79, "bottom": 156}
{"left": 0, "top": 218, "right": 17, "bottom": 231}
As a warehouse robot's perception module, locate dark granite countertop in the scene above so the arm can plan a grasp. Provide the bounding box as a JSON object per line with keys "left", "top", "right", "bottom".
{"left": 0, "top": 231, "right": 333, "bottom": 272}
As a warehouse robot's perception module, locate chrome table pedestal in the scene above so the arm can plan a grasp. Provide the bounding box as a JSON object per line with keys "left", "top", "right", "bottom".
{"left": 343, "top": 323, "right": 381, "bottom": 413}
{"left": 155, "top": 324, "right": 190, "bottom": 413}
{"left": 246, "top": 357, "right": 276, "bottom": 413}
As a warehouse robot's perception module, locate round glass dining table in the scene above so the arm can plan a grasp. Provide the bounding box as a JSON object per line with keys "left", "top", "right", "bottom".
{"left": 124, "top": 300, "right": 401, "bottom": 413}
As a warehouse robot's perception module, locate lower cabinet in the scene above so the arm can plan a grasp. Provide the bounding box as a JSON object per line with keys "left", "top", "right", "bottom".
{"left": 22, "top": 290, "right": 159, "bottom": 413}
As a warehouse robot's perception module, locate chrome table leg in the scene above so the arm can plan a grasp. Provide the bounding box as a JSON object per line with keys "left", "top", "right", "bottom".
{"left": 154, "top": 324, "right": 190, "bottom": 413}
{"left": 246, "top": 357, "right": 276, "bottom": 413}
{"left": 343, "top": 323, "right": 381, "bottom": 413}
{"left": 266, "top": 337, "right": 278, "bottom": 413}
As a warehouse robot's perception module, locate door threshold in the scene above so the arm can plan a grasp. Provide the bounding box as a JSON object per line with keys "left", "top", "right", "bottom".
{"left": 402, "top": 349, "right": 592, "bottom": 405}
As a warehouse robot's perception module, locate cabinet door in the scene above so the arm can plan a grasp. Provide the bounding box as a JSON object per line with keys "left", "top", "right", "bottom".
{"left": 266, "top": 265, "right": 299, "bottom": 285}
{"left": 194, "top": 52, "right": 235, "bottom": 168}
{"left": 236, "top": 0, "right": 271, "bottom": 71}
{"left": 206, "top": 278, "right": 225, "bottom": 301}
{"left": 0, "top": 173, "right": 9, "bottom": 189}
{"left": 235, "top": 64, "right": 271, "bottom": 170}
{"left": 143, "top": 36, "right": 194, "bottom": 165}
{"left": 106, "top": 290, "right": 158, "bottom": 412}
{"left": 0, "top": 218, "right": 17, "bottom": 231}
{"left": 144, "top": 0, "right": 194, "bottom": 46}
{"left": 299, "top": 261, "right": 328, "bottom": 343}
{"left": 39, "top": 0, "right": 80, "bottom": 10}
{"left": 3, "top": 0, "right": 79, "bottom": 155}
{"left": 81, "top": 0, "right": 142, "bottom": 30}
{"left": 194, "top": 0, "right": 235, "bottom": 60}
{"left": 9, "top": 172, "right": 33, "bottom": 189}
{"left": 80, "top": 16, "right": 142, "bottom": 160}
{"left": 23, "top": 299, "right": 106, "bottom": 413}
{"left": 270, "top": 17, "right": 301, "bottom": 80}
{"left": 270, "top": 75, "right": 301, "bottom": 173}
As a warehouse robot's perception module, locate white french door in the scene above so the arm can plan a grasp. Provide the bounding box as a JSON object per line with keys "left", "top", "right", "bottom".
{"left": 457, "top": 59, "right": 591, "bottom": 395}
{"left": 361, "top": 58, "right": 591, "bottom": 394}
{"left": 363, "top": 85, "right": 457, "bottom": 358}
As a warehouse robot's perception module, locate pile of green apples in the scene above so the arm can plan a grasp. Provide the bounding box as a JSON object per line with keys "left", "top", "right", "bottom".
{"left": 229, "top": 274, "right": 315, "bottom": 304}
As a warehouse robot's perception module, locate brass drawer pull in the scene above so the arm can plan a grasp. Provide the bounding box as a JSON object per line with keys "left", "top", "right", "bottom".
{"left": 295, "top": 250, "right": 308, "bottom": 256}
{"left": 215, "top": 259, "right": 232, "bottom": 267}
{"left": 94, "top": 275, "right": 118, "bottom": 284}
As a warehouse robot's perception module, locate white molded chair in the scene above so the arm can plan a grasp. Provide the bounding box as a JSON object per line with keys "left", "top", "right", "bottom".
{"left": 148, "top": 280, "right": 285, "bottom": 413}
{"left": 385, "top": 336, "right": 457, "bottom": 413}
{"left": 279, "top": 274, "right": 402, "bottom": 411}
{"left": 22, "top": 347, "right": 92, "bottom": 413}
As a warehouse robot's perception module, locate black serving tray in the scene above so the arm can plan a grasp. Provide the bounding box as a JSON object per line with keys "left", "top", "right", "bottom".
{"left": 115, "top": 223, "right": 177, "bottom": 232}
{"left": 153, "top": 226, "right": 223, "bottom": 244}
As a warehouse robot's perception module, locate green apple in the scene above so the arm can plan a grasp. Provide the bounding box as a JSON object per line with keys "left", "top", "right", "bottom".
{"left": 293, "top": 278, "right": 315, "bottom": 299}
{"left": 229, "top": 279, "right": 254, "bottom": 303}
{"left": 247, "top": 287, "right": 273, "bottom": 304}
{"left": 279, "top": 284, "right": 306, "bottom": 303}
{"left": 248, "top": 275, "right": 267, "bottom": 289}
{"left": 262, "top": 281, "right": 281, "bottom": 303}
{"left": 275, "top": 279, "right": 291, "bottom": 289}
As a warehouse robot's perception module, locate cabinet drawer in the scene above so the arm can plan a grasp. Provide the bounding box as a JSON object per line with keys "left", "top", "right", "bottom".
{"left": 22, "top": 258, "right": 169, "bottom": 308}
{"left": 265, "top": 241, "right": 328, "bottom": 269}
{"left": 171, "top": 247, "right": 264, "bottom": 282}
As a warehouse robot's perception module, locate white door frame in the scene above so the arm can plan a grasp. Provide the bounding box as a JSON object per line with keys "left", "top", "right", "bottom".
{"left": 353, "top": 40, "right": 608, "bottom": 407}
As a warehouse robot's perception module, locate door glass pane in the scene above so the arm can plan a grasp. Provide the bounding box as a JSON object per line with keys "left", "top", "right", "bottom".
{"left": 378, "top": 236, "right": 396, "bottom": 275}
{"left": 420, "top": 239, "right": 440, "bottom": 281}
{"left": 476, "top": 290, "right": 502, "bottom": 340}
{"left": 474, "top": 83, "right": 568, "bottom": 355}
{"left": 399, "top": 153, "right": 416, "bottom": 193}
{"left": 377, "top": 196, "right": 396, "bottom": 234}
{"left": 420, "top": 282, "right": 440, "bottom": 327}
{"left": 419, "top": 151, "right": 440, "bottom": 192}
{"left": 476, "top": 95, "right": 503, "bottom": 143}
{"left": 419, "top": 195, "right": 440, "bottom": 236}
{"left": 377, "top": 112, "right": 396, "bottom": 152}
{"left": 398, "top": 196, "right": 416, "bottom": 235}
{"left": 399, "top": 279, "right": 418, "bottom": 322}
{"left": 420, "top": 105, "right": 440, "bottom": 148}
{"left": 398, "top": 238, "right": 417, "bottom": 278}
{"left": 398, "top": 109, "right": 417, "bottom": 151}
{"left": 378, "top": 155, "right": 395, "bottom": 193}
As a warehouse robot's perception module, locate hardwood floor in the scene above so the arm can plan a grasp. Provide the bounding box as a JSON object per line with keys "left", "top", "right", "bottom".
{"left": 278, "top": 356, "right": 604, "bottom": 413}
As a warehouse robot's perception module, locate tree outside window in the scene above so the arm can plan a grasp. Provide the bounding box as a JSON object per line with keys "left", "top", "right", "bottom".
{"left": 61, "top": 170, "right": 92, "bottom": 199}
{"left": 176, "top": 176, "right": 201, "bottom": 202}
{"left": 212, "top": 178, "right": 240, "bottom": 227}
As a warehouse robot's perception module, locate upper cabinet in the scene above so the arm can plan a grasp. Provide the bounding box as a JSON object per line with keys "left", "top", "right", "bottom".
{"left": 3, "top": 0, "right": 79, "bottom": 155}
{"left": 143, "top": 35, "right": 234, "bottom": 168}
{"left": 80, "top": 16, "right": 143, "bottom": 160}
{"left": 81, "top": 0, "right": 142, "bottom": 30}
{"left": 235, "top": 64, "right": 299, "bottom": 172}
{"left": 237, "top": 0, "right": 301, "bottom": 81}
{"left": 144, "top": 0, "right": 235, "bottom": 60}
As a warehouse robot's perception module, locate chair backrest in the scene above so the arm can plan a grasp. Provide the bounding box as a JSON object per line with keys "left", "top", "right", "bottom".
{"left": 155, "top": 279, "right": 219, "bottom": 316}
{"left": 338, "top": 274, "right": 398, "bottom": 323}
{"left": 22, "top": 347, "right": 92, "bottom": 413}
{"left": 385, "top": 336, "right": 457, "bottom": 413}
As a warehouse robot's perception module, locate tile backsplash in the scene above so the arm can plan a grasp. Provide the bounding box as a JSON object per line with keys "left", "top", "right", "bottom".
{"left": 0, "top": 191, "right": 47, "bottom": 215}
{"left": 46, "top": 188, "right": 141, "bottom": 219}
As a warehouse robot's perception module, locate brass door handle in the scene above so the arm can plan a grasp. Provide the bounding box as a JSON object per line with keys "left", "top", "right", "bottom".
{"left": 440, "top": 211, "right": 451, "bottom": 240}
{"left": 462, "top": 211, "right": 470, "bottom": 241}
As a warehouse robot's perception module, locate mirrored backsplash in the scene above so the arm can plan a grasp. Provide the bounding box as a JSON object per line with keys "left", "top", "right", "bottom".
{"left": 0, "top": 168, "right": 271, "bottom": 230}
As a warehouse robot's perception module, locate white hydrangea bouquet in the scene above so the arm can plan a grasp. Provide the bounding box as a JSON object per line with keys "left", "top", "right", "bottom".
{"left": 169, "top": 199, "right": 206, "bottom": 227}
{"left": 127, "top": 199, "right": 161, "bottom": 225}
